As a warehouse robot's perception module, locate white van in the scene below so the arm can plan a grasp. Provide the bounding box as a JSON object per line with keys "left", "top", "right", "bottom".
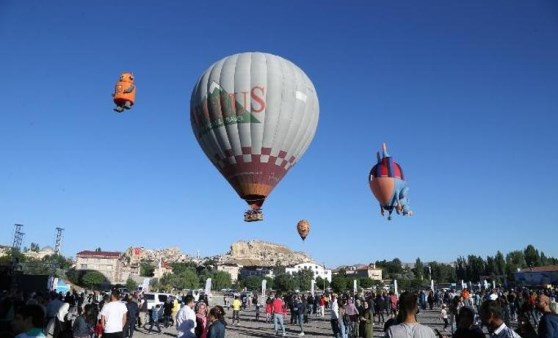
{"left": 143, "top": 292, "right": 173, "bottom": 310}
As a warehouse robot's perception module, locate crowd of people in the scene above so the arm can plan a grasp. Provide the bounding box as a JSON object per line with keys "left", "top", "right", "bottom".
{"left": 0, "top": 288, "right": 227, "bottom": 338}
{"left": 2, "top": 285, "right": 558, "bottom": 338}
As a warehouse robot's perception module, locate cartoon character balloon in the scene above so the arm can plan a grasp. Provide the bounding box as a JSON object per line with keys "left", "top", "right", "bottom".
{"left": 113, "top": 72, "right": 136, "bottom": 113}
{"left": 190, "top": 52, "right": 319, "bottom": 222}
{"left": 297, "top": 219, "right": 310, "bottom": 241}
{"left": 369, "top": 144, "right": 413, "bottom": 220}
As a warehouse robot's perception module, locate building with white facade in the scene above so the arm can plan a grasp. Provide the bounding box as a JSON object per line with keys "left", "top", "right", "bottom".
{"left": 285, "top": 262, "right": 332, "bottom": 282}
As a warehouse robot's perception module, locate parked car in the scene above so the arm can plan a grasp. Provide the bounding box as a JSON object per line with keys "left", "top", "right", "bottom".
{"left": 143, "top": 292, "right": 172, "bottom": 310}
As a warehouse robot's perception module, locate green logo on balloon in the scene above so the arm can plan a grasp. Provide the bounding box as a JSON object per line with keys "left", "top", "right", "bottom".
{"left": 192, "top": 82, "right": 263, "bottom": 137}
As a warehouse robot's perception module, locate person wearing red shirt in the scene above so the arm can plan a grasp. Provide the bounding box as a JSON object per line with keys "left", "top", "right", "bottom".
{"left": 272, "top": 294, "right": 286, "bottom": 336}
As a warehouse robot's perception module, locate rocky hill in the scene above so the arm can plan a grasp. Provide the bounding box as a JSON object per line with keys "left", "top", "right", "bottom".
{"left": 219, "top": 240, "right": 312, "bottom": 266}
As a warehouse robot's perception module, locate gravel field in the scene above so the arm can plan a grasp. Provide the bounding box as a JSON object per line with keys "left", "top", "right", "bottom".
{"left": 128, "top": 302, "right": 454, "bottom": 338}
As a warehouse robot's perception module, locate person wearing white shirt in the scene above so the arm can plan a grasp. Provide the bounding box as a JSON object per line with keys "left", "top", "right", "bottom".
{"left": 100, "top": 290, "right": 128, "bottom": 338}
{"left": 176, "top": 295, "right": 197, "bottom": 338}
{"left": 330, "top": 294, "right": 340, "bottom": 337}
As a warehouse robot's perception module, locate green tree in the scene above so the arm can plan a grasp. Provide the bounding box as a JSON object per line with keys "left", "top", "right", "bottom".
{"left": 331, "top": 274, "right": 348, "bottom": 293}
{"left": 66, "top": 268, "right": 81, "bottom": 285}
{"left": 95, "top": 247, "right": 102, "bottom": 252}
{"left": 140, "top": 262, "right": 155, "bottom": 277}
{"left": 315, "top": 276, "right": 330, "bottom": 290}
{"left": 358, "top": 277, "right": 374, "bottom": 289}
{"left": 82, "top": 271, "right": 106, "bottom": 288}
{"left": 170, "top": 262, "right": 198, "bottom": 274}
{"left": 505, "top": 250, "right": 526, "bottom": 279}
{"left": 413, "top": 258, "right": 424, "bottom": 280}
{"left": 30, "top": 243, "right": 40, "bottom": 252}
{"left": 264, "top": 277, "right": 274, "bottom": 290}
{"left": 495, "top": 251, "right": 506, "bottom": 276}
{"left": 211, "top": 271, "right": 232, "bottom": 290}
{"left": 296, "top": 268, "right": 314, "bottom": 291}
{"left": 274, "top": 273, "right": 297, "bottom": 292}
{"left": 126, "top": 278, "right": 138, "bottom": 291}
{"left": 240, "top": 276, "right": 263, "bottom": 291}
{"left": 181, "top": 269, "right": 200, "bottom": 289}
{"left": 524, "top": 245, "right": 541, "bottom": 267}
{"left": 485, "top": 256, "right": 496, "bottom": 276}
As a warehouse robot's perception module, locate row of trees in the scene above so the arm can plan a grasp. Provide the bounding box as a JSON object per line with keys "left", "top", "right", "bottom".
{"left": 3, "top": 243, "right": 555, "bottom": 293}
{"left": 0, "top": 249, "right": 73, "bottom": 276}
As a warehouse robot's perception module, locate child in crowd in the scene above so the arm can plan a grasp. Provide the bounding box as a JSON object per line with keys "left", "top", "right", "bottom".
{"left": 440, "top": 304, "right": 449, "bottom": 331}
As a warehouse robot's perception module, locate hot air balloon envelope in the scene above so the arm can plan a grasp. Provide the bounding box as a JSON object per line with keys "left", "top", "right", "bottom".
{"left": 190, "top": 52, "right": 319, "bottom": 221}
{"left": 297, "top": 219, "right": 310, "bottom": 240}
{"left": 113, "top": 72, "right": 136, "bottom": 113}
{"left": 369, "top": 144, "right": 412, "bottom": 220}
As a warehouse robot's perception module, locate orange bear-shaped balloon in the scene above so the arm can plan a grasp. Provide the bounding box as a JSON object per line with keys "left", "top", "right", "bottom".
{"left": 113, "top": 72, "right": 136, "bottom": 113}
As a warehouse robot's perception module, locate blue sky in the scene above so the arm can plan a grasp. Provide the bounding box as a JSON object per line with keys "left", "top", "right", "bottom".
{"left": 1, "top": 1, "right": 557, "bottom": 268}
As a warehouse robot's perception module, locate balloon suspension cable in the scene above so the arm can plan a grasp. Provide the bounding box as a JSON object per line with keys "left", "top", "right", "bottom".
{"left": 376, "top": 151, "right": 381, "bottom": 164}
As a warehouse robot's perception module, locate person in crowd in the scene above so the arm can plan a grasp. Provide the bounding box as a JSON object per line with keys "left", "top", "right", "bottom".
{"left": 330, "top": 294, "right": 341, "bottom": 338}
{"left": 207, "top": 307, "right": 225, "bottom": 338}
{"left": 389, "top": 292, "right": 398, "bottom": 318}
{"left": 176, "top": 295, "right": 196, "bottom": 338}
{"left": 231, "top": 296, "right": 241, "bottom": 326}
{"left": 360, "top": 300, "right": 373, "bottom": 338}
{"left": 195, "top": 302, "right": 208, "bottom": 338}
{"left": 255, "top": 301, "right": 261, "bottom": 321}
{"left": 339, "top": 301, "right": 348, "bottom": 338}
{"left": 428, "top": 291, "right": 435, "bottom": 310}
{"left": 296, "top": 296, "right": 306, "bottom": 336}
{"left": 72, "top": 306, "right": 92, "bottom": 338}
{"left": 479, "top": 300, "right": 521, "bottom": 338}
{"left": 385, "top": 291, "right": 436, "bottom": 338}
{"left": 46, "top": 293, "right": 63, "bottom": 325}
{"left": 440, "top": 304, "right": 449, "bottom": 331}
{"left": 536, "top": 294, "right": 558, "bottom": 338}
{"left": 516, "top": 315, "right": 537, "bottom": 338}
{"left": 100, "top": 290, "right": 127, "bottom": 338}
{"left": 453, "top": 306, "right": 484, "bottom": 338}
{"left": 265, "top": 297, "right": 273, "bottom": 323}
{"left": 375, "top": 293, "right": 385, "bottom": 324}
{"left": 345, "top": 298, "right": 359, "bottom": 337}
{"left": 125, "top": 294, "right": 139, "bottom": 338}
{"left": 320, "top": 295, "right": 326, "bottom": 317}
{"left": 53, "top": 303, "right": 71, "bottom": 338}
{"left": 164, "top": 297, "right": 174, "bottom": 328}
{"left": 147, "top": 304, "right": 162, "bottom": 334}
{"left": 272, "top": 293, "right": 286, "bottom": 337}
{"left": 12, "top": 304, "right": 46, "bottom": 338}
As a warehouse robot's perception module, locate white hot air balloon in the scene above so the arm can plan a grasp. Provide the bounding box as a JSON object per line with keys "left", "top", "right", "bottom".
{"left": 190, "top": 52, "right": 319, "bottom": 222}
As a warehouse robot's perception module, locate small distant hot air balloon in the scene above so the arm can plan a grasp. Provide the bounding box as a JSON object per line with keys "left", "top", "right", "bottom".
{"left": 113, "top": 72, "right": 136, "bottom": 113}
{"left": 369, "top": 144, "right": 413, "bottom": 220}
{"left": 297, "top": 219, "right": 310, "bottom": 241}
{"left": 190, "top": 52, "right": 319, "bottom": 222}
